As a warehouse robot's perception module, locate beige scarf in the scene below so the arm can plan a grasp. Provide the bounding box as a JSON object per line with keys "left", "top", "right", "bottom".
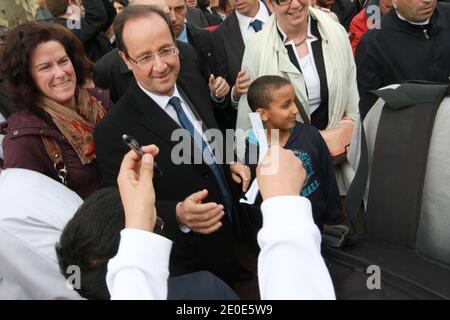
{"left": 39, "top": 88, "right": 107, "bottom": 165}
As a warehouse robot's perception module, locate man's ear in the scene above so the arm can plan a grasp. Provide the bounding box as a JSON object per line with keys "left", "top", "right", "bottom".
{"left": 256, "top": 108, "right": 269, "bottom": 122}
{"left": 118, "top": 50, "right": 133, "bottom": 71}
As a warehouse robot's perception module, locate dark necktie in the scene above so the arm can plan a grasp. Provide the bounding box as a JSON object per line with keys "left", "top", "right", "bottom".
{"left": 249, "top": 19, "right": 263, "bottom": 32}
{"left": 169, "top": 96, "right": 233, "bottom": 220}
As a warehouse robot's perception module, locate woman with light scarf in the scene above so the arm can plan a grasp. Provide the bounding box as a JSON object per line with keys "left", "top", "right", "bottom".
{"left": 236, "top": 0, "right": 359, "bottom": 192}
{"left": 0, "top": 23, "right": 110, "bottom": 199}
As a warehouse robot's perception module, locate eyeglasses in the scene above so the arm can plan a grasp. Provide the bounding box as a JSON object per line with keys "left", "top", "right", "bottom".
{"left": 127, "top": 45, "right": 178, "bottom": 66}
{"left": 275, "top": 0, "right": 297, "bottom": 6}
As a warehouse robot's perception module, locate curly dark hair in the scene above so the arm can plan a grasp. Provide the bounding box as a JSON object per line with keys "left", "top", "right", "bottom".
{"left": 0, "top": 22, "right": 93, "bottom": 113}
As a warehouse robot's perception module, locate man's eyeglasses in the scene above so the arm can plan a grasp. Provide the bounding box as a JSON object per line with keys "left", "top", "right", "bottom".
{"left": 127, "top": 45, "right": 178, "bottom": 66}
{"left": 275, "top": 0, "right": 296, "bottom": 6}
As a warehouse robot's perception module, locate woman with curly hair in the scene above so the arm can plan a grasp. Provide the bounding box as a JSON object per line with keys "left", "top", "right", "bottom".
{"left": 0, "top": 22, "right": 110, "bottom": 199}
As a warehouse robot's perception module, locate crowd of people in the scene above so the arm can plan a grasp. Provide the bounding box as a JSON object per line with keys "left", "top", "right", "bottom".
{"left": 0, "top": 0, "right": 450, "bottom": 300}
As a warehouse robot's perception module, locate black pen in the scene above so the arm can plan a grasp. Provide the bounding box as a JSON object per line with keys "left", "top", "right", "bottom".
{"left": 122, "top": 134, "right": 163, "bottom": 176}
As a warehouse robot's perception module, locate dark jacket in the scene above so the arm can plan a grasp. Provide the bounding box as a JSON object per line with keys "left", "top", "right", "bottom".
{"left": 356, "top": 3, "right": 450, "bottom": 117}
{"left": 211, "top": 12, "right": 244, "bottom": 129}
{"left": 94, "top": 76, "right": 240, "bottom": 285}
{"left": 186, "top": 23, "right": 217, "bottom": 81}
{"left": 199, "top": 7, "right": 223, "bottom": 27}
{"left": 54, "top": 0, "right": 115, "bottom": 62}
{"left": 332, "top": 0, "right": 359, "bottom": 31}
{"left": 0, "top": 88, "right": 111, "bottom": 199}
{"left": 212, "top": 11, "right": 245, "bottom": 90}
{"left": 186, "top": 6, "right": 209, "bottom": 28}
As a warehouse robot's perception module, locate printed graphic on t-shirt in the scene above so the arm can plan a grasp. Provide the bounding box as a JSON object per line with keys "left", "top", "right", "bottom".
{"left": 291, "top": 148, "right": 320, "bottom": 197}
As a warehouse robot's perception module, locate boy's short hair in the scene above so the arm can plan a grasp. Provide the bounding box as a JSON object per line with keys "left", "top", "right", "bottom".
{"left": 247, "top": 75, "right": 292, "bottom": 112}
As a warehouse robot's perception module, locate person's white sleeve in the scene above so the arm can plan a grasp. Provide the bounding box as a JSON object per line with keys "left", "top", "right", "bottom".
{"left": 258, "top": 196, "right": 336, "bottom": 300}
{"left": 107, "top": 229, "right": 172, "bottom": 300}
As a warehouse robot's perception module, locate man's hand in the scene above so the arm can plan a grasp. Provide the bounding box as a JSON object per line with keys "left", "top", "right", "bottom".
{"left": 209, "top": 74, "right": 230, "bottom": 99}
{"left": 117, "top": 144, "right": 160, "bottom": 232}
{"left": 176, "top": 189, "right": 225, "bottom": 234}
{"left": 257, "top": 145, "right": 306, "bottom": 200}
{"left": 232, "top": 70, "right": 251, "bottom": 101}
{"left": 230, "top": 162, "right": 251, "bottom": 192}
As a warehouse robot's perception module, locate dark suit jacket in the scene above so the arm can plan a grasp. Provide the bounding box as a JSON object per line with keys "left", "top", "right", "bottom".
{"left": 94, "top": 75, "right": 240, "bottom": 284}
{"left": 211, "top": 11, "right": 245, "bottom": 129}
{"left": 212, "top": 11, "right": 245, "bottom": 90}
{"left": 200, "top": 8, "right": 223, "bottom": 27}
{"left": 186, "top": 6, "right": 209, "bottom": 28}
{"left": 93, "top": 41, "right": 203, "bottom": 103}
{"left": 186, "top": 23, "right": 218, "bottom": 81}
{"left": 332, "top": 0, "right": 359, "bottom": 31}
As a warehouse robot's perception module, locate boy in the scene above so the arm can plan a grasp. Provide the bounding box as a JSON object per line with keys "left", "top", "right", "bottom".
{"left": 243, "top": 75, "right": 342, "bottom": 249}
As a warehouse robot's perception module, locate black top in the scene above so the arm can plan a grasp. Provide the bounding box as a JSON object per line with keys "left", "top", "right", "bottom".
{"left": 332, "top": 0, "right": 359, "bottom": 31}
{"left": 356, "top": 3, "right": 450, "bottom": 117}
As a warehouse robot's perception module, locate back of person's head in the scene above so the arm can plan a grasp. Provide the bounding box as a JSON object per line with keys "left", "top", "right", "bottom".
{"left": 0, "top": 22, "right": 91, "bottom": 114}
{"left": 46, "top": 0, "right": 70, "bottom": 17}
{"left": 247, "top": 75, "right": 292, "bottom": 112}
{"left": 114, "top": 4, "right": 175, "bottom": 55}
{"left": 56, "top": 187, "right": 125, "bottom": 300}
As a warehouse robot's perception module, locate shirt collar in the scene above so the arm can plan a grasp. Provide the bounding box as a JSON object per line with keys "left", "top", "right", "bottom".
{"left": 396, "top": 10, "right": 430, "bottom": 25}
{"left": 235, "top": 1, "right": 269, "bottom": 30}
{"left": 177, "top": 23, "right": 189, "bottom": 43}
{"left": 277, "top": 14, "right": 317, "bottom": 45}
{"left": 137, "top": 82, "right": 182, "bottom": 111}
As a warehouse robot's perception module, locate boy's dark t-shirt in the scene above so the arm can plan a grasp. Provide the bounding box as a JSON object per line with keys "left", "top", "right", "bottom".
{"left": 244, "top": 121, "right": 342, "bottom": 231}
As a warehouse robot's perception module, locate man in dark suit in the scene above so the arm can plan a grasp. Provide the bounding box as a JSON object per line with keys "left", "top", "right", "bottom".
{"left": 212, "top": 0, "right": 269, "bottom": 128}
{"left": 94, "top": 5, "right": 250, "bottom": 285}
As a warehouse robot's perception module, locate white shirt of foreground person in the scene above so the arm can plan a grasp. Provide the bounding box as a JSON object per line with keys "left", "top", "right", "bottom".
{"left": 0, "top": 168, "right": 83, "bottom": 299}
{"left": 107, "top": 195, "right": 336, "bottom": 300}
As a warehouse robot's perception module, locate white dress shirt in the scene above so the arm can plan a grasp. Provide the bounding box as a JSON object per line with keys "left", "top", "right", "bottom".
{"left": 0, "top": 168, "right": 83, "bottom": 300}
{"left": 137, "top": 83, "right": 208, "bottom": 143}
{"left": 106, "top": 195, "right": 336, "bottom": 300}
{"left": 278, "top": 16, "right": 322, "bottom": 114}
{"left": 235, "top": 2, "right": 270, "bottom": 44}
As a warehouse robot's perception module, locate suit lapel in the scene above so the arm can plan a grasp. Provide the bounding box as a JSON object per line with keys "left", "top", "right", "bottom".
{"left": 129, "top": 81, "right": 182, "bottom": 147}
{"left": 177, "top": 76, "right": 218, "bottom": 132}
